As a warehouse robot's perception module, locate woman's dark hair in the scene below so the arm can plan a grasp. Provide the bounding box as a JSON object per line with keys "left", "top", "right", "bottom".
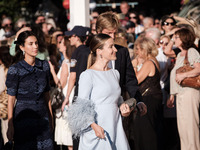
{"left": 129, "top": 10, "right": 140, "bottom": 24}
{"left": 13, "top": 31, "right": 37, "bottom": 63}
{"left": 87, "top": 33, "right": 111, "bottom": 68}
{"left": 175, "top": 28, "right": 196, "bottom": 50}
{"left": 0, "top": 46, "right": 13, "bottom": 68}
{"left": 63, "top": 36, "right": 76, "bottom": 62}
{"left": 161, "top": 15, "right": 176, "bottom": 26}
{"left": 31, "top": 24, "right": 47, "bottom": 53}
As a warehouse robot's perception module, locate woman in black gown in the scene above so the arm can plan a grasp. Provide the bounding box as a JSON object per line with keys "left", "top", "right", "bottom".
{"left": 6, "top": 31, "right": 54, "bottom": 150}
{"left": 132, "top": 37, "right": 163, "bottom": 150}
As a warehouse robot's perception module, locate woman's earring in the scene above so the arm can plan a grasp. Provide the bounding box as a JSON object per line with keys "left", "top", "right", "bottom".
{"left": 100, "top": 54, "right": 103, "bottom": 59}
{"left": 22, "top": 50, "right": 25, "bottom": 55}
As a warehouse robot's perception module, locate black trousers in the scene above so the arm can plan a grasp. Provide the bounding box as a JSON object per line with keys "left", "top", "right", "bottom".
{"left": 73, "top": 137, "right": 80, "bottom": 150}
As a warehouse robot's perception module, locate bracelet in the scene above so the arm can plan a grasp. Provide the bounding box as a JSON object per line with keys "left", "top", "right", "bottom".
{"left": 170, "top": 38, "right": 175, "bottom": 43}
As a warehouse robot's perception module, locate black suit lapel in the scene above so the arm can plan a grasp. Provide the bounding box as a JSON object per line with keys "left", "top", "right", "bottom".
{"left": 115, "top": 47, "right": 122, "bottom": 71}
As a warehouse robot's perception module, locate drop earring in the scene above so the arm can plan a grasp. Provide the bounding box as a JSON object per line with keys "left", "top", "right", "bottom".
{"left": 100, "top": 54, "right": 102, "bottom": 59}
{"left": 22, "top": 50, "right": 25, "bottom": 55}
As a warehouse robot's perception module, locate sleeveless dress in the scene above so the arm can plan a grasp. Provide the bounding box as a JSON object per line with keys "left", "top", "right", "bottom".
{"left": 68, "top": 69, "right": 130, "bottom": 150}
{"left": 54, "top": 59, "right": 74, "bottom": 146}
{"left": 134, "top": 60, "right": 163, "bottom": 150}
{"left": 6, "top": 59, "right": 53, "bottom": 150}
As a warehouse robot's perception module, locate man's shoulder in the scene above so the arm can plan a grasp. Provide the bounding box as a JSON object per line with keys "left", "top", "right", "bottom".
{"left": 115, "top": 44, "right": 128, "bottom": 51}
{"left": 115, "top": 44, "right": 129, "bottom": 57}
{"left": 77, "top": 46, "right": 90, "bottom": 56}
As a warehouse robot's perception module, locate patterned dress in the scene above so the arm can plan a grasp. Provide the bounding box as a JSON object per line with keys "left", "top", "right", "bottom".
{"left": 6, "top": 58, "right": 53, "bottom": 150}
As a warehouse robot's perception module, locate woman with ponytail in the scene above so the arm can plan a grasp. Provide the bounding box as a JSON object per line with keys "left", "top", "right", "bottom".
{"left": 6, "top": 31, "right": 54, "bottom": 150}
{"left": 67, "top": 33, "right": 132, "bottom": 150}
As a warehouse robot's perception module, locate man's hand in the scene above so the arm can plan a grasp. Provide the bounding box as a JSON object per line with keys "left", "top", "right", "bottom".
{"left": 136, "top": 102, "right": 147, "bottom": 116}
{"left": 120, "top": 103, "right": 132, "bottom": 117}
{"left": 167, "top": 95, "right": 175, "bottom": 108}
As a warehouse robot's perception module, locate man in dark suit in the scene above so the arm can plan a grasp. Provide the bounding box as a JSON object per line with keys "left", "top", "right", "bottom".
{"left": 96, "top": 11, "right": 147, "bottom": 112}
{"left": 96, "top": 11, "right": 147, "bottom": 149}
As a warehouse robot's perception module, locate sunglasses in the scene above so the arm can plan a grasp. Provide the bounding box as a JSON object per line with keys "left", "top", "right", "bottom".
{"left": 155, "top": 22, "right": 160, "bottom": 25}
{"left": 159, "top": 40, "right": 168, "bottom": 46}
{"left": 129, "top": 16, "right": 137, "bottom": 19}
{"left": 92, "top": 16, "right": 98, "bottom": 19}
{"left": 21, "top": 24, "right": 27, "bottom": 28}
{"left": 163, "top": 22, "right": 175, "bottom": 26}
{"left": 4, "top": 23, "right": 12, "bottom": 27}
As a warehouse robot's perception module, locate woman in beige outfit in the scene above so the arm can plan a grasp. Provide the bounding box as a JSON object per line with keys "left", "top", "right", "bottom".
{"left": 167, "top": 28, "right": 200, "bottom": 150}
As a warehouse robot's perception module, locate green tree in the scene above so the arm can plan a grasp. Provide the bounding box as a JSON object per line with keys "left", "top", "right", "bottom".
{"left": 0, "top": 0, "right": 30, "bottom": 22}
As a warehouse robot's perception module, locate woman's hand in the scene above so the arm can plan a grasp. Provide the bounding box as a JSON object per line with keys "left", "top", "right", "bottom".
{"left": 15, "top": 27, "right": 32, "bottom": 39}
{"left": 136, "top": 102, "right": 147, "bottom": 116}
{"left": 7, "top": 120, "right": 14, "bottom": 141}
{"left": 48, "top": 61, "right": 55, "bottom": 73}
{"left": 120, "top": 103, "right": 132, "bottom": 117}
{"left": 176, "top": 73, "right": 186, "bottom": 84}
{"left": 167, "top": 95, "right": 175, "bottom": 108}
{"left": 91, "top": 123, "right": 105, "bottom": 139}
{"left": 61, "top": 96, "right": 69, "bottom": 111}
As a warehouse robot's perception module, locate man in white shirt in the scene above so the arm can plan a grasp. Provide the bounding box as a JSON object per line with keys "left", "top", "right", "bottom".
{"left": 0, "top": 17, "right": 14, "bottom": 41}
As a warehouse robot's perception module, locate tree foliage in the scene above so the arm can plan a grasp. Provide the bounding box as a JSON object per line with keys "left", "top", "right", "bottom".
{"left": 0, "top": 0, "right": 29, "bottom": 22}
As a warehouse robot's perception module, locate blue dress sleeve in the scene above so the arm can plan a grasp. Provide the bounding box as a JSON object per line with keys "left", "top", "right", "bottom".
{"left": 78, "top": 70, "right": 93, "bottom": 99}
{"left": 43, "top": 60, "right": 51, "bottom": 92}
{"left": 67, "top": 70, "right": 96, "bottom": 137}
{"left": 6, "top": 65, "right": 19, "bottom": 96}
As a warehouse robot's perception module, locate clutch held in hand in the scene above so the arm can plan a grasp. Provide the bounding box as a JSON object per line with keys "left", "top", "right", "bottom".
{"left": 124, "top": 98, "right": 137, "bottom": 109}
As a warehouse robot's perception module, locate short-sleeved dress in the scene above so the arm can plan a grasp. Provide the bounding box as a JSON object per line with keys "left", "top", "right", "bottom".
{"left": 68, "top": 69, "right": 130, "bottom": 150}
{"left": 6, "top": 58, "right": 53, "bottom": 150}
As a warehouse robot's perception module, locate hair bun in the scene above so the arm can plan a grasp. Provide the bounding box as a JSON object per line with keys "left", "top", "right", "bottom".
{"left": 14, "top": 40, "right": 18, "bottom": 44}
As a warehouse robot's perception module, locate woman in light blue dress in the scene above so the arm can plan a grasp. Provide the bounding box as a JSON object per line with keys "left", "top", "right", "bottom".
{"left": 67, "top": 33, "right": 132, "bottom": 150}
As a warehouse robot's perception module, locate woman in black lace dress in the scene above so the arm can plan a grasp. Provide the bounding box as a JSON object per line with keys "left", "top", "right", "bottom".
{"left": 132, "top": 37, "right": 163, "bottom": 150}
{"left": 6, "top": 31, "right": 54, "bottom": 150}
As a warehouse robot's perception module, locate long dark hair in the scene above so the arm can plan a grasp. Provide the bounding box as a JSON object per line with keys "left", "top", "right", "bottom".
{"left": 0, "top": 46, "right": 13, "bottom": 68}
{"left": 13, "top": 31, "right": 37, "bottom": 63}
{"left": 63, "top": 36, "right": 76, "bottom": 62}
{"left": 87, "top": 33, "right": 111, "bottom": 68}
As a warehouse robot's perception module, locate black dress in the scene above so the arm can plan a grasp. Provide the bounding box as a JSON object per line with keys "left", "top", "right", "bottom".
{"left": 133, "top": 60, "right": 163, "bottom": 150}
{"left": 6, "top": 59, "right": 53, "bottom": 150}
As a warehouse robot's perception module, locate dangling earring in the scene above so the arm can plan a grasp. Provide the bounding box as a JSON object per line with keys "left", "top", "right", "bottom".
{"left": 100, "top": 54, "right": 102, "bottom": 59}
{"left": 22, "top": 50, "right": 25, "bottom": 55}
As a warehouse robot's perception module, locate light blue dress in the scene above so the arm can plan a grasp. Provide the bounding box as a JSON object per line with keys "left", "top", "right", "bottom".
{"left": 68, "top": 69, "right": 130, "bottom": 150}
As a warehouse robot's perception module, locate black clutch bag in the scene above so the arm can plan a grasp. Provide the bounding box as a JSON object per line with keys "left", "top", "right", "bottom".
{"left": 124, "top": 98, "right": 137, "bottom": 109}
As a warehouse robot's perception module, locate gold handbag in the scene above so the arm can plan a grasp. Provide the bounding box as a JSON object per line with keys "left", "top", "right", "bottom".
{"left": 0, "top": 89, "right": 8, "bottom": 119}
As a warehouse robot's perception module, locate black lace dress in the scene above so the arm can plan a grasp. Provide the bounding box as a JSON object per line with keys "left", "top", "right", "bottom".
{"left": 133, "top": 60, "right": 163, "bottom": 150}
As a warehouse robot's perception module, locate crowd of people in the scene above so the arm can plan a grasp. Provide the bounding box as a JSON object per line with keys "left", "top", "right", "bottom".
{"left": 0, "top": 1, "right": 200, "bottom": 150}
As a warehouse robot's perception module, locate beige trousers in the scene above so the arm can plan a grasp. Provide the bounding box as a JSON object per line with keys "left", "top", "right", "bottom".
{"left": 1, "top": 119, "right": 8, "bottom": 144}
{"left": 176, "top": 88, "right": 200, "bottom": 150}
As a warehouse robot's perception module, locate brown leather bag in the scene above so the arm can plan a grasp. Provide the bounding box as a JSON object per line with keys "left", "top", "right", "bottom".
{"left": 176, "top": 52, "right": 200, "bottom": 89}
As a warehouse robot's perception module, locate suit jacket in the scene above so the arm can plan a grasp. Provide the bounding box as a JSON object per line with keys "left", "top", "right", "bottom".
{"left": 115, "top": 44, "right": 142, "bottom": 101}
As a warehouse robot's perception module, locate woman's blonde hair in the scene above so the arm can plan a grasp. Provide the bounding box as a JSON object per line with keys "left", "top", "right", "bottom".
{"left": 134, "top": 37, "right": 158, "bottom": 58}
{"left": 160, "top": 35, "right": 170, "bottom": 41}
{"left": 87, "top": 33, "right": 111, "bottom": 68}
